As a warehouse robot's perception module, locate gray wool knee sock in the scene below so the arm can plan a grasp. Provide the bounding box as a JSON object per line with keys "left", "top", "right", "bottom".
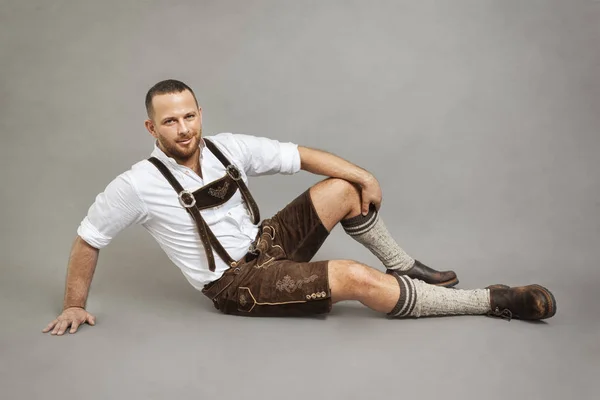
{"left": 340, "top": 206, "right": 415, "bottom": 271}
{"left": 388, "top": 274, "right": 491, "bottom": 318}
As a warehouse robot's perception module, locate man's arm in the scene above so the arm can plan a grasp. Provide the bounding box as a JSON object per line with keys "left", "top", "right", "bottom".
{"left": 217, "top": 133, "right": 382, "bottom": 214}
{"left": 298, "top": 146, "right": 383, "bottom": 215}
{"left": 63, "top": 236, "right": 100, "bottom": 310}
{"left": 43, "top": 236, "right": 99, "bottom": 335}
{"left": 298, "top": 146, "right": 372, "bottom": 185}
{"left": 43, "top": 172, "right": 148, "bottom": 336}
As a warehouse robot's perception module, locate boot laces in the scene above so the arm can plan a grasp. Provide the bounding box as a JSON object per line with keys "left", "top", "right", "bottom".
{"left": 488, "top": 307, "right": 513, "bottom": 321}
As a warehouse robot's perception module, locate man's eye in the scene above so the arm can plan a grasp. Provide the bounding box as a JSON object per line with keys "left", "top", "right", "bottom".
{"left": 186, "top": 115, "right": 195, "bottom": 119}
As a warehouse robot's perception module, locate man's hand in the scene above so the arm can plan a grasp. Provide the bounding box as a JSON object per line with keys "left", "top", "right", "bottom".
{"left": 359, "top": 174, "right": 383, "bottom": 215}
{"left": 297, "top": 146, "right": 383, "bottom": 215}
{"left": 42, "top": 307, "right": 96, "bottom": 336}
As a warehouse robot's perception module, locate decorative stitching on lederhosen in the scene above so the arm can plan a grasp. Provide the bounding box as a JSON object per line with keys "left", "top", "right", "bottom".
{"left": 253, "top": 224, "right": 286, "bottom": 269}
{"left": 275, "top": 275, "right": 319, "bottom": 293}
{"left": 208, "top": 181, "right": 230, "bottom": 199}
{"left": 237, "top": 287, "right": 311, "bottom": 313}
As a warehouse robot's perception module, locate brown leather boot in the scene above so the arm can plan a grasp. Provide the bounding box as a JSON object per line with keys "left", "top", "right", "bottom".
{"left": 487, "top": 284, "right": 557, "bottom": 321}
{"left": 389, "top": 260, "right": 459, "bottom": 288}
{"left": 486, "top": 284, "right": 510, "bottom": 290}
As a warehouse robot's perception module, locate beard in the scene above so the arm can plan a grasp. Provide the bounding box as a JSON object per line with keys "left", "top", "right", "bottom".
{"left": 156, "top": 128, "right": 202, "bottom": 162}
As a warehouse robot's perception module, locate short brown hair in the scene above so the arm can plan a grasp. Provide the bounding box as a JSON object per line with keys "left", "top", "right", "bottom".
{"left": 145, "top": 79, "right": 199, "bottom": 118}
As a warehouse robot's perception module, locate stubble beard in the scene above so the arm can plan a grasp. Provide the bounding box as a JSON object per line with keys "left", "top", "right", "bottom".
{"left": 157, "top": 128, "right": 202, "bottom": 163}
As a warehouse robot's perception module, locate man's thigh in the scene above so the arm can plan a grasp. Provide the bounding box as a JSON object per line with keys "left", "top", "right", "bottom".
{"left": 262, "top": 189, "right": 330, "bottom": 263}
{"left": 215, "top": 258, "right": 332, "bottom": 317}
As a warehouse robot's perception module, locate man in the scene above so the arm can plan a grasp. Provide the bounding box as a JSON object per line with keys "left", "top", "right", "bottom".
{"left": 43, "top": 79, "right": 556, "bottom": 336}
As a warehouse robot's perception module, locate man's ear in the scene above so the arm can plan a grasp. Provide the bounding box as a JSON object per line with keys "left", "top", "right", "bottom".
{"left": 145, "top": 119, "right": 158, "bottom": 138}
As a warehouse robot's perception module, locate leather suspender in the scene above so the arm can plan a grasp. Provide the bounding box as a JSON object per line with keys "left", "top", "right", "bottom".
{"left": 147, "top": 138, "right": 260, "bottom": 272}
{"left": 203, "top": 139, "right": 260, "bottom": 224}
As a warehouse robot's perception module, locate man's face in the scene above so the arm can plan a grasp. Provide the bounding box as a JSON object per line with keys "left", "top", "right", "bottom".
{"left": 144, "top": 90, "right": 202, "bottom": 163}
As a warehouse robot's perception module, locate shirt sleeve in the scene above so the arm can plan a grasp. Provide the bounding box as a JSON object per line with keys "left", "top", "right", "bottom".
{"left": 76, "top": 172, "right": 149, "bottom": 249}
{"left": 213, "top": 133, "right": 301, "bottom": 176}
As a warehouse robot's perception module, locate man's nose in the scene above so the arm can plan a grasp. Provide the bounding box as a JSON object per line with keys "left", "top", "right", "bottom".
{"left": 177, "top": 119, "right": 189, "bottom": 134}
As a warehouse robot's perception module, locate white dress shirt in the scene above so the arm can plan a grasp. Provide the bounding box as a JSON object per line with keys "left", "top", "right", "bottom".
{"left": 77, "top": 132, "right": 302, "bottom": 290}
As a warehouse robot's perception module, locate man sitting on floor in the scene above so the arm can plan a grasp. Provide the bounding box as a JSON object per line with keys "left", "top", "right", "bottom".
{"left": 43, "top": 79, "right": 556, "bottom": 336}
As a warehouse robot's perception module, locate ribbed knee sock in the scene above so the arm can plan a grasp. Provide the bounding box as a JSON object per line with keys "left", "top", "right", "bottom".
{"left": 388, "top": 274, "right": 491, "bottom": 318}
{"left": 341, "top": 205, "right": 414, "bottom": 271}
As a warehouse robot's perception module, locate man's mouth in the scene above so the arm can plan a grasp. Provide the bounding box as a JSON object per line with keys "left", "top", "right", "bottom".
{"left": 177, "top": 138, "right": 193, "bottom": 145}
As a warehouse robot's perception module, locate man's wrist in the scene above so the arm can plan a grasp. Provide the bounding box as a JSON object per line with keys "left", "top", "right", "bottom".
{"left": 63, "top": 303, "right": 85, "bottom": 311}
{"left": 357, "top": 171, "right": 375, "bottom": 187}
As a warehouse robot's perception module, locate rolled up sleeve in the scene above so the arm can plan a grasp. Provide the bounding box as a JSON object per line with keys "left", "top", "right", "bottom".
{"left": 277, "top": 141, "right": 301, "bottom": 175}
{"left": 213, "top": 133, "right": 301, "bottom": 176}
{"left": 77, "top": 172, "right": 149, "bottom": 249}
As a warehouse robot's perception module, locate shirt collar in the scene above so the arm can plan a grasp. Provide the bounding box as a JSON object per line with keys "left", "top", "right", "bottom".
{"left": 150, "top": 137, "right": 206, "bottom": 168}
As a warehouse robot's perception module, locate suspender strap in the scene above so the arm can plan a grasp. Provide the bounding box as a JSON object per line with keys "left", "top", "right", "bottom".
{"left": 203, "top": 138, "right": 261, "bottom": 224}
{"left": 147, "top": 157, "right": 237, "bottom": 272}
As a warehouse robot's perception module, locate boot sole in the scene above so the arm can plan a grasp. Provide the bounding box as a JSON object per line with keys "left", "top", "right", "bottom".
{"left": 387, "top": 269, "right": 459, "bottom": 288}
{"left": 435, "top": 277, "right": 459, "bottom": 288}
{"left": 531, "top": 284, "right": 557, "bottom": 319}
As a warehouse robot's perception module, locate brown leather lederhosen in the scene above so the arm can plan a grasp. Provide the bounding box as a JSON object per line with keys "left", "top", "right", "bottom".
{"left": 148, "top": 138, "right": 333, "bottom": 316}
{"left": 147, "top": 138, "right": 259, "bottom": 273}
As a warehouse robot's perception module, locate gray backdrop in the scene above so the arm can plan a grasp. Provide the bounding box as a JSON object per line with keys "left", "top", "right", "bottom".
{"left": 1, "top": 1, "right": 599, "bottom": 399}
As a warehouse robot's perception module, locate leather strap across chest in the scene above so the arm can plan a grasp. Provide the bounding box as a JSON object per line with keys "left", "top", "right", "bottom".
{"left": 147, "top": 138, "right": 260, "bottom": 272}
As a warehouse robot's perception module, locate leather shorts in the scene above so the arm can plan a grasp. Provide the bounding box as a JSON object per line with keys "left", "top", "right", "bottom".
{"left": 202, "top": 189, "right": 332, "bottom": 316}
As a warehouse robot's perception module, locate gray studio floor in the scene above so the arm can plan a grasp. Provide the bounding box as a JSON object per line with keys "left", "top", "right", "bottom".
{"left": 1, "top": 1, "right": 599, "bottom": 399}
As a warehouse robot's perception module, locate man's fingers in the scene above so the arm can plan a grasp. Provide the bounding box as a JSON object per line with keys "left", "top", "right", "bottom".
{"left": 43, "top": 319, "right": 58, "bottom": 333}
{"left": 362, "top": 200, "right": 369, "bottom": 216}
{"left": 375, "top": 199, "right": 382, "bottom": 211}
{"left": 363, "top": 198, "right": 377, "bottom": 215}
{"left": 70, "top": 321, "right": 80, "bottom": 334}
{"left": 55, "top": 321, "right": 69, "bottom": 336}
{"left": 52, "top": 321, "right": 65, "bottom": 335}
{"left": 86, "top": 314, "right": 96, "bottom": 326}
{"left": 58, "top": 320, "right": 75, "bottom": 335}
{"left": 51, "top": 321, "right": 63, "bottom": 335}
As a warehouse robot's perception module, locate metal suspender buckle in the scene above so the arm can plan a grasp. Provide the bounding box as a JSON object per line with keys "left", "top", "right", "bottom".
{"left": 226, "top": 164, "right": 242, "bottom": 181}
{"left": 178, "top": 190, "right": 197, "bottom": 208}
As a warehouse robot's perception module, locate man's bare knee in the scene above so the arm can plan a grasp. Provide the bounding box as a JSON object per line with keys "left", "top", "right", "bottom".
{"left": 328, "top": 260, "right": 377, "bottom": 303}
{"left": 311, "top": 178, "right": 360, "bottom": 199}
{"left": 309, "top": 179, "right": 362, "bottom": 230}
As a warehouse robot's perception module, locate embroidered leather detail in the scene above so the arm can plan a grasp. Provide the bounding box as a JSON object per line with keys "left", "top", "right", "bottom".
{"left": 238, "top": 286, "right": 310, "bottom": 313}
{"left": 239, "top": 293, "right": 248, "bottom": 306}
{"left": 252, "top": 224, "right": 285, "bottom": 269}
{"left": 255, "top": 257, "right": 275, "bottom": 269}
{"left": 208, "top": 181, "right": 230, "bottom": 199}
{"left": 276, "top": 274, "right": 319, "bottom": 293}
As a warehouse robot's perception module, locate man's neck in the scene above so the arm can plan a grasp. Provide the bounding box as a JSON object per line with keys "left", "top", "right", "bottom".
{"left": 182, "top": 151, "right": 202, "bottom": 177}
{"left": 183, "top": 158, "right": 201, "bottom": 176}
{"left": 158, "top": 143, "right": 202, "bottom": 178}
